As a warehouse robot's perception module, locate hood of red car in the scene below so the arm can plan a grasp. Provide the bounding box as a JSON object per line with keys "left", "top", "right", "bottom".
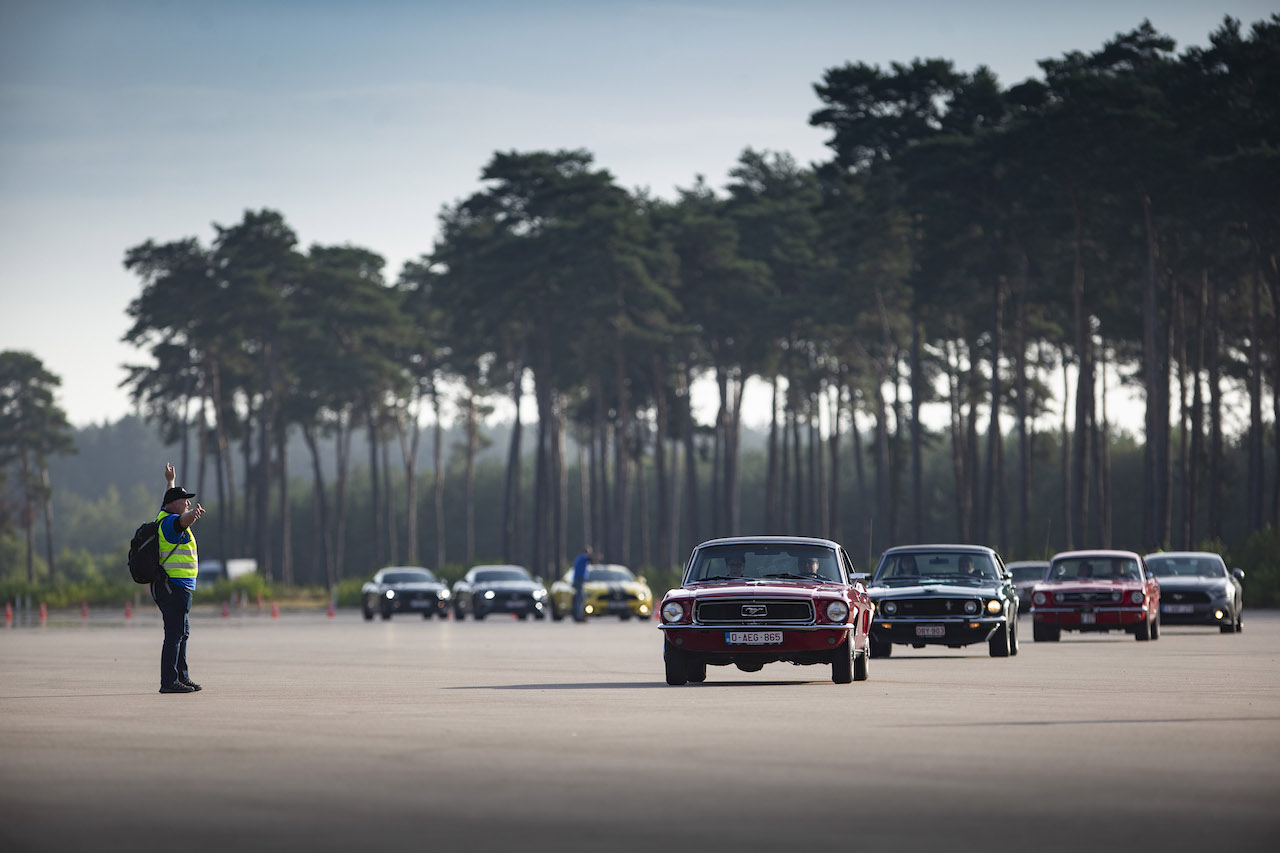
{"left": 1034, "top": 579, "right": 1143, "bottom": 592}
{"left": 670, "top": 579, "right": 840, "bottom": 599}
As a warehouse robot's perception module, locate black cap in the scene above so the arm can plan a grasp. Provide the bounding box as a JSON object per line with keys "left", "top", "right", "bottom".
{"left": 163, "top": 486, "right": 195, "bottom": 506}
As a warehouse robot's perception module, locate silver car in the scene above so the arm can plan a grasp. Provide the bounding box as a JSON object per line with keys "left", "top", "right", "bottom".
{"left": 1144, "top": 551, "right": 1244, "bottom": 633}
{"left": 1006, "top": 561, "right": 1049, "bottom": 614}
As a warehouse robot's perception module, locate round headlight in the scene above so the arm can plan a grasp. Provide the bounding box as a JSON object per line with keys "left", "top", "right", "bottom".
{"left": 826, "top": 601, "right": 849, "bottom": 622}
{"left": 1111, "top": 591, "right": 1122, "bottom": 602}
{"left": 533, "top": 588, "right": 546, "bottom": 599}
{"left": 385, "top": 590, "right": 395, "bottom": 599}
{"left": 483, "top": 590, "right": 496, "bottom": 600}
{"left": 882, "top": 600, "right": 898, "bottom": 616}
{"left": 438, "top": 589, "right": 451, "bottom": 599}
{"left": 964, "top": 600, "right": 979, "bottom": 614}
{"left": 1032, "top": 591, "right": 1046, "bottom": 605}
{"left": 986, "top": 599, "right": 1002, "bottom": 614}
{"left": 661, "top": 601, "right": 684, "bottom": 622}
{"left": 1130, "top": 591, "right": 1145, "bottom": 605}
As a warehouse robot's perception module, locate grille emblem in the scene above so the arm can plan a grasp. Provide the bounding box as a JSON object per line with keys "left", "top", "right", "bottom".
{"left": 945, "top": 601, "right": 953, "bottom": 612}
{"left": 742, "top": 604, "right": 767, "bottom": 617}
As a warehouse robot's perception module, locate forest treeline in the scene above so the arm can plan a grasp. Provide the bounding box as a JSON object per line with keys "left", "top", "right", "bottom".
{"left": 2, "top": 17, "right": 1279, "bottom": 605}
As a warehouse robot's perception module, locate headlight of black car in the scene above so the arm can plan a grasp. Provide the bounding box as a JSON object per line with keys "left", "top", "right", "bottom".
{"left": 985, "top": 599, "right": 1003, "bottom": 614}
{"left": 881, "top": 600, "right": 898, "bottom": 616}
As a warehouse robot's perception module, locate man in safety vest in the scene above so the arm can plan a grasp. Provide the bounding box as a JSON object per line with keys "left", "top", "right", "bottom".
{"left": 153, "top": 463, "right": 206, "bottom": 694}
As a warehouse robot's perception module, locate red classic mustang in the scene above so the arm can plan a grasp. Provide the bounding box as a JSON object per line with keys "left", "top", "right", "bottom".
{"left": 1030, "top": 549, "right": 1161, "bottom": 642}
{"left": 658, "top": 536, "right": 873, "bottom": 685}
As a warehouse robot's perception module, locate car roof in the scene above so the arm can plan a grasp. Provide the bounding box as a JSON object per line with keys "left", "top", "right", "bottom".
{"left": 1143, "top": 551, "right": 1224, "bottom": 561}
{"left": 379, "top": 566, "right": 433, "bottom": 573}
{"left": 694, "top": 535, "right": 843, "bottom": 550}
{"left": 469, "top": 564, "right": 528, "bottom": 571}
{"left": 1050, "top": 550, "right": 1141, "bottom": 560}
{"left": 882, "top": 543, "right": 999, "bottom": 555}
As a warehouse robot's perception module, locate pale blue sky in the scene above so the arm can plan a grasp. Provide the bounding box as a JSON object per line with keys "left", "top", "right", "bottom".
{"left": 1, "top": 0, "right": 1271, "bottom": 427}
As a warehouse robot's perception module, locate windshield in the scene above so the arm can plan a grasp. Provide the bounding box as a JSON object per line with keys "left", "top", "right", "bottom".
{"left": 1046, "top": 557, "right": 1141, "bottom": 582}
{"left": 384, "top": 569, "right": 437, "bottom": 584}
{"left": 586, "top": 566, "right": 636, "bottom": 582}
{"left": 687, "top": 544, "right": 842, "bottom": 583}
{"left": 1009, "top": 564, "right": 1048, "bottom": 582}
{"left": 1145, "top": 556, "right": 1225, "bottom": 578}
{"left": 472, "top": 568, "right": 532, "bottom": 583}
{"left": 874, "top": 551, "right": 998, "bottom": 584}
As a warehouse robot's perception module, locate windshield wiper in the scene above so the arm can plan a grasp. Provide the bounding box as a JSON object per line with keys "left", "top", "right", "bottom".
{"left": 696, "top": 575, "right": 746, "bottom": 582}
{"left": 761, "top": 573, "right": 821, "bottom": 581}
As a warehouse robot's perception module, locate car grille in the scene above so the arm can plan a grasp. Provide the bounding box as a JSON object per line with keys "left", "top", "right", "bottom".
{"left": 885, "top": 598, "right": 979, "bottom": 616}
{"left": 596, "top": 587, "right": 637, "bottom": 602}
{"left": 694, "top": 598, "right": 814, "bottom": 624}
{"left": 1059, "top": 591, "right": 1126, "bottom": 605}
{"left": 1163, "top": 590, "right": 1210, "bottom": 604}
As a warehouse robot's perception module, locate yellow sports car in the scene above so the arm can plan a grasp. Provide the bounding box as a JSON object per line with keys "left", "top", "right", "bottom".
{"left": 549, "top": 563, "right": 653, "bottom": 621}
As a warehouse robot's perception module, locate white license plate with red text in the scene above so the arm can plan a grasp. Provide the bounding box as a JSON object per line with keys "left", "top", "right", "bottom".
{"left": 915, "top": 625, "right": 944, "bottom": 638}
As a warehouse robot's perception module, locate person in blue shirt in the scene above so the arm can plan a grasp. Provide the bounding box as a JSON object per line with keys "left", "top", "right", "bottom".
{"left": 571, "top": 545, "right": 595, "bottom": 623}
{"left": 152, "top": 463, "right": 206, "bottom": 694}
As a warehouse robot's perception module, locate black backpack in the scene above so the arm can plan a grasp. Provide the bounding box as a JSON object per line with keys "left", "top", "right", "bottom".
{"left": 127, "top": 519, "right": 178, "bottom": 584}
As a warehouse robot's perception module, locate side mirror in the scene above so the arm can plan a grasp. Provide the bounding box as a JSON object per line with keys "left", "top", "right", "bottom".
{"left": 637, "top": 575, "right": 647, "bottom": 585}
{"left": 1232, "top": 568, "right": 1245, "bottom": 581}
{"left": 1002, "top": 571, "right": 1013, "bottom": 580}
{"left": 534, "top": 576, "right": 544, "bottom": 585}
{"left": 1145, "top": 571, "right": 1154, "bottom": 580}
{"left": 850, "top": 572, "right": 869, "bottom": 582}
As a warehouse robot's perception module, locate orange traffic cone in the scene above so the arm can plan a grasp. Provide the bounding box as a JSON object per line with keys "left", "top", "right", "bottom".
{"left": 81, "top": 602, "right": 89, "bottom": 622}
{"left": 221, "top": 600, "right": 229, "bottom": 618}
{"left": 270, "top": 601, "right": 279, "bottom": 619}
{"left": 4, "top": 601, "right": 11, "bottom": 626}
{"left": 39, "top": 602, "right": 47, "bottom": 624}
{"left": 125, "top": 601, "right": 133, "bottom": 621}
{"left": 326, "top": 600, "right": 335, "bottom": 619}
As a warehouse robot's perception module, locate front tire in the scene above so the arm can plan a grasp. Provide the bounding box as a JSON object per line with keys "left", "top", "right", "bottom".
{"left": 687, "top": 660, "right": 707, "bottom": 683}
{"left": 362, "top": 598, "right": 374, "bottom": 621}
{"left": 869, "top": 634, "right": 893, "bottom": 658}
{"left": 832, "top": 639, "right": 854, "bottom": 684}
{"left": 1135, "top": 614, "right": 1151, "bottom": 641}
{"left": 1033, "top": 622, "right": 1060, "bottom": 642}
{"left": 550, "top": 600, "right": 564, "bottom": 622}
{"left": 989, "top": 619, "right": 1012, "bottom": 657}
{"left": 1009, "top": 618, "right": 1020, "bottom": 655}
{"left": 665, "top": 645, "right": 689, "bottom": 686}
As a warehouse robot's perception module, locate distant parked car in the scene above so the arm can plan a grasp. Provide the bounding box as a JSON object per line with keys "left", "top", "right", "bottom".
{"left": 1144, "top": 551, "right": 1244, "bottom": 633}
{"left": 548, "top": 564, "right": 654, "bottom": 621}
{"left": 451, "top": 565, "right": 548, "bottom": 620}
{"left": 657, "top": 536, "right": 872, "bottom": 685}
{"left": 1006, "top": 561, "right": 1050, "bottom": 614}
{"left": 867, "top": 544, "right": 1019, "bottom": 658}
{"left": 1030, "top": 550, "right": 1161, "bottom": 641}
{"left": 361, "top": 567, "right": 451, "bottom": 620}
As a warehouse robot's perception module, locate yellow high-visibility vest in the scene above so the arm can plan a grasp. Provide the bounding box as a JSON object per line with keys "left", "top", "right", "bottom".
{"left": 155, "top": 510, "right": 198, "bottom": 579}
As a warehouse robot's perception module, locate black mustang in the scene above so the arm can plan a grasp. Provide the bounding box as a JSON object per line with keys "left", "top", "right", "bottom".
{"left": 867, "top": 544, "right": 1020, "bottom": 658}
{"left": 451, "top": 565, "right": 548, "bottom": 620}
{"left": 361, "top": 567, "right": 451, "bottom": 620}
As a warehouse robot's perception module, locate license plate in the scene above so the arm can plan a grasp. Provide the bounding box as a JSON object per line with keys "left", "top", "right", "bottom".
{"left": 608, "top": 601, "right": 630, "bottom": 612}
{"left": 408, "top": 599, "right": 429, "bottom": 608}
{"left": 725, "top": 631, "right": 783, "bottom": 645}
{"left": 1163, "top": 604, "right": 1194, "bottom": 614}
{"left": 1081, "top": 612, "right": 1096, "bottom": 624}
{"left": 915, "top": 625, "right": 944, "bottom": 638}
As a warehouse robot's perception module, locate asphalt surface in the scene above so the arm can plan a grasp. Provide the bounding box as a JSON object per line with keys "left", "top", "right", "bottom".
{"left": 2, "top": 605, "right": 1278, "bottom": 853}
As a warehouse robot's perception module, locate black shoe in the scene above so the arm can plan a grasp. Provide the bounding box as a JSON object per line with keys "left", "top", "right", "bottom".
{"left": 159, "top": 682, "right": 196, "bottom": 694}
{"left": 179, "top": 678, "right": 202, "bottom": 691}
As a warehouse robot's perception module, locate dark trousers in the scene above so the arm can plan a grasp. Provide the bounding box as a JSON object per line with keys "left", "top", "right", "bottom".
{"left": 573, "top": 581, "right": 585, "bottom": 622}
{"left": 151, "top": 580, "right": 192, "bottom": 687}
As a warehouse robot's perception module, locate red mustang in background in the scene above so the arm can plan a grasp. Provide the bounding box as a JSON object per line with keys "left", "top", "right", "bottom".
{"left": 659, "top": 536, "right": 873, "bottom": 685}
{"left": 1030, "top": 549, "right": 1161, "bottom": 642}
